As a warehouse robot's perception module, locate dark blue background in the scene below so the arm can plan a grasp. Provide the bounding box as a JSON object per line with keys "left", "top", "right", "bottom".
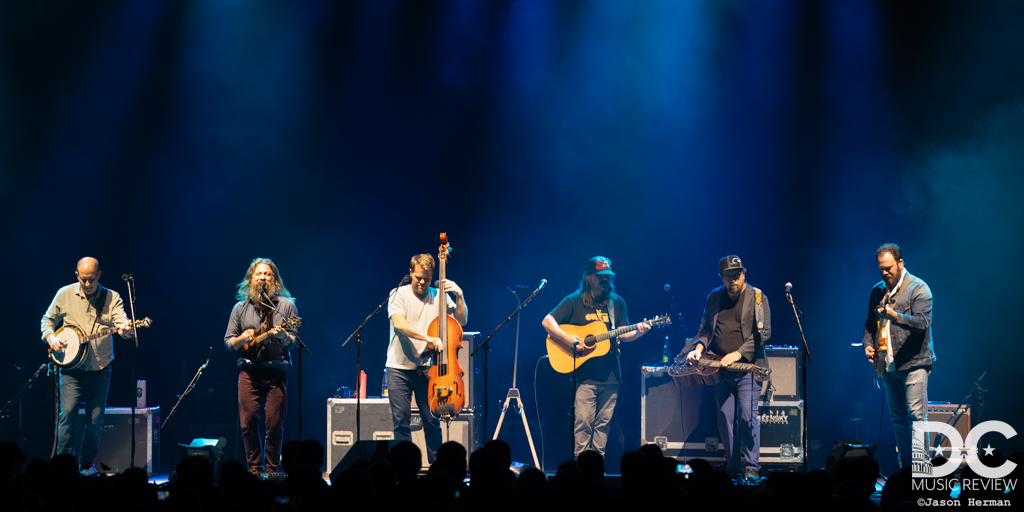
{"left": 3, "top": 0, "right": 1022, "bottom": 475}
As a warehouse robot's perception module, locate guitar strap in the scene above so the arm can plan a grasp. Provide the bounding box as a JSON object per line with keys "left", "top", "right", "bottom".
{"left": 607, "top": 298, "right": 623, "bottom": 383}
{"left": 882, "top": 269, "right": 907, "bottom": 369}
{"left": 753, "top": 286, "right": 774, "bottom": 404}
{"left": 88, "top": 287, "right": 109, "bottom": 335}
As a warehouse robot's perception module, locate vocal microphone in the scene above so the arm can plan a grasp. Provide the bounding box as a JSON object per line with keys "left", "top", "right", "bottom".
{"left": 784, "top": 282, "right": 793, "bottom": 293}
{"left": 539, "top": 279, "right": 547, "bottom": 290}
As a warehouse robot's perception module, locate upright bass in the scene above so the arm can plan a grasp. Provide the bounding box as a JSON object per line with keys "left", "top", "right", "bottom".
{"left": 426, "top": 233, "right": 465, "bottom": 420}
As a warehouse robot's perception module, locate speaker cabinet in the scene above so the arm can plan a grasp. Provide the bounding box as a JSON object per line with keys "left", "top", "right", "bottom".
{"left": 762, "top": 346, "right": 802, "bottom": 400}
{"left": 410, "top": 409, "right": 477, "bottom": 468}
{"left": 75, "top": 407, "right": 159, "bottom": 476}
{"left": 927, "top": 402, "right": 970, "bottom": 449}
{"left": 326, "top": 398, "right": 394, "bottom": 473}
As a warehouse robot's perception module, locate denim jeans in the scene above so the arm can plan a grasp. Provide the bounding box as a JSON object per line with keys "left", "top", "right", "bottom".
{"left": 387, "top": 367, "right": 441, "bottom": 463}
{"left": 882, "top": 367, "right": 930, "bottom": 468}
{"left": 713, "top": 371, "right": 762, "bottom": 473}
{"left": 57, "top": 366, "right": 111, "bottom": 466}
{"left": 238, "top": 365, "right": 288, "bottom": 472}
{"left": 574, "top": 382, "right": 618, "bottom": 457}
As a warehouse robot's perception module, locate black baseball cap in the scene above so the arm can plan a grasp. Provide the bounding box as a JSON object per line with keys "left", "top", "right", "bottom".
{"left": 719, "top": 255, "right": 744, "bottom": 273}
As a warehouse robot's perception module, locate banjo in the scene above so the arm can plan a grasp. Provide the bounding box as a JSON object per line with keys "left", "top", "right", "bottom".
{"left": 49, "top": 317, "right": 152, "bottom": 370}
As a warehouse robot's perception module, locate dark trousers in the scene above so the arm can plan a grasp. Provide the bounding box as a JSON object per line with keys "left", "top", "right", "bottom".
{"left": 238, "top": 365, "right": 288, "bottom": 472}
{"left": 387, "top": 367, "right": 441, "bottom": 463}
{"left": 57, "top": 366, "right": 111, "bottom": 466}
{"left": 713, "top": 370, "right": 762, "bottom": 473}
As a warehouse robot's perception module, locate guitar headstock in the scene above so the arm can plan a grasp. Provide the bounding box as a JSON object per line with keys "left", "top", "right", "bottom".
{"left": 649, "top": 315, "right": 671, "bottom": 327}
{"left": 136, "top": 317, "right": 153, "bottom": 328}
{"left": 285, "top": 316, "right": 302, "bottom": 329}
{"left": 438, "top": 233, "right": 452, "bottom": 262}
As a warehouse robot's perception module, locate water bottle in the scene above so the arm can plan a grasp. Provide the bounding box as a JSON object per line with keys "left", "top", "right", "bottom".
{"left": 661, "top": 336, "right": 671, "bottom": 365}
{"left": 382, "top": 368, "right": 389, "bottom": 397}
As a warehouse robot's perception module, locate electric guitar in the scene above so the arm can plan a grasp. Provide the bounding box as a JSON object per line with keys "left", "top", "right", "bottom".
{"left": 872, "top": 291, "right": 895, "bottom": 388}
{"left": 546, "top": 315, "right": 671, "bottom": 374}
{"left": 236, "top": 315, "right": 302, "bottom": 362}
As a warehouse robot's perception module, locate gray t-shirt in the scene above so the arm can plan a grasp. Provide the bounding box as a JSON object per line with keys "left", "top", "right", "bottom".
{"left": 386, "top": 285, "right": 454, "bottom": 370}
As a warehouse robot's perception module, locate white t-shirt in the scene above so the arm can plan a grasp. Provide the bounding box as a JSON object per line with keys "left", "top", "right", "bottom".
{"left": 386, "top": 285, "right": 455, "bottom": 370}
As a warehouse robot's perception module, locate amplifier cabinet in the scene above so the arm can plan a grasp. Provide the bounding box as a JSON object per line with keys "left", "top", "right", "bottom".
{"left": 759, "top": 400, "right": 804, "bottom": 464}
{"left": 762, "top": 346, "right": 802, "bottom": 400}
{"left": 75, "top": 407, "right": 159, "bottom": 476}
{"left": 326, "top": 398, "right": 394, "bottom": 472}
{"left": 927, "top": 402, "right": 970, "bottom": 449}
{"left": 410, "top": 409, "right": 477, "bottom": 468}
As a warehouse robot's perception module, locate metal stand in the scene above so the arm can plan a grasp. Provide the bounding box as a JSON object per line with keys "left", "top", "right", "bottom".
{"left": 1, "top": 363, "right": 47, "bottom": 458}
{"left": 786, "top": 287, "right": 813, "bottom": 474}
{"left": 342, "top": 288, "right": 395, "bottom": 446}
{"left": 473, "top": 280, "right": 546, "bottom": 470}
{"left": 161, "top": 347, "right": 212, "bottom": 472}
{"left": 122, "top": 274, "right": 140, "bottom": 468}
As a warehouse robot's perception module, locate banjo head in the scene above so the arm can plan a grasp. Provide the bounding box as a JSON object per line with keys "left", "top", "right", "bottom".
{"left": 51, "top": 325, "right": 89, "bottom": 370}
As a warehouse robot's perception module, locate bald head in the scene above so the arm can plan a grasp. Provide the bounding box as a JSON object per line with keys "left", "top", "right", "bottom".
{"left": 77, "top": 257, "right": 100, "bottom": 273}
{"left": 76, "top": 257, "right": 102, "bottom": 296}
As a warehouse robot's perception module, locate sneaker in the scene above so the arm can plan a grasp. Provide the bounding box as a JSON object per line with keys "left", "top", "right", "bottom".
{"left": 742, "top": 467, "right": 760, "bottom": 482}
{"left": 80, "top": 464, "right": 98, "bottom": 476}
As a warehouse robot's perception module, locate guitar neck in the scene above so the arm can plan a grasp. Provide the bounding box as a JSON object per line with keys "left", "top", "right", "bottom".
{"left": 82, "top": 325, "right": 123, "bottom": 342}
{"left": 706, "top": 359, "right": 760, "bottom": 373}
{"left": 593, "top": 321, "right": 641, "bottom": 342}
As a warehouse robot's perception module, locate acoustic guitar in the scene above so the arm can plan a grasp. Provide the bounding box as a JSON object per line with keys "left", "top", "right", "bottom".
{"left": 546, "top": 315, "right": 670, "bottom": 374}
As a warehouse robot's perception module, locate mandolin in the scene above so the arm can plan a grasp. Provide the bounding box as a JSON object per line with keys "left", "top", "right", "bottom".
{"left": 236, "top": 315, "right": 302, "bottom": 363}
{"left": 426, "top": 233, "right": 465, "bottom": 420}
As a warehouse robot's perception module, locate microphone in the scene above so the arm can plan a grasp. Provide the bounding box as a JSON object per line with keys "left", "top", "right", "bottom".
{"left": 539, "top": 279, "right": 547, "bottom": 290}
{"left": 784, "top": 282, "right": 793, "bottom": 293}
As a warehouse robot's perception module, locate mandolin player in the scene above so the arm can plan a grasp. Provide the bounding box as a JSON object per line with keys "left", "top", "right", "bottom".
{"left": 40, "top": 257, "right": 133, "bottom": 476}
{"left": 683, "top": 255, "right": 771, "bottom": 481}
{"left": 224, "top": 258, "right": 298, "bottom": 477}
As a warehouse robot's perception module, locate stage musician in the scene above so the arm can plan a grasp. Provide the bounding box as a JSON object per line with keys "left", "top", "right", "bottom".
{"left": 863, "top": 243, "right": 935, "bottom": 468}
{"left": 224, "top": 258, "right": 298, "bottom": 476}
{"left": 683, "top": 255, "right": 770, "bottom": 481}
{"left": 41, "top": 257, "right": 134, "bottom": 476}
{"left": 386, "top": 254, "right": 468, "bottom": 463}
{"left": 542, "top": 256, "right": 649, "bottom": 457}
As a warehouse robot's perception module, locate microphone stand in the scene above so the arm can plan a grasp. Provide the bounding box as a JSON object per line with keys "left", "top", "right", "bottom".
{"left": 472, "top": 281, "right": 545, "bottom": 469}
{"left": 785, "top": 287, "right": 813, "bottom": 474}
{"left": 1, "top": 363, "right": 47, "bottom": 455}
{"left": 161, "top": 348, "right": 211, "bottom": 474}
{"left": 259, "top": 292, "right": 310, "bottom": 439}
{"left": 342, "top": 291, "right": 393, "bottom": 450}
{"left": 932, "top": 371, "right": 986, "bottom": 450}
{"left": 123, "top": 274, "right": 140, "bottom": 469}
